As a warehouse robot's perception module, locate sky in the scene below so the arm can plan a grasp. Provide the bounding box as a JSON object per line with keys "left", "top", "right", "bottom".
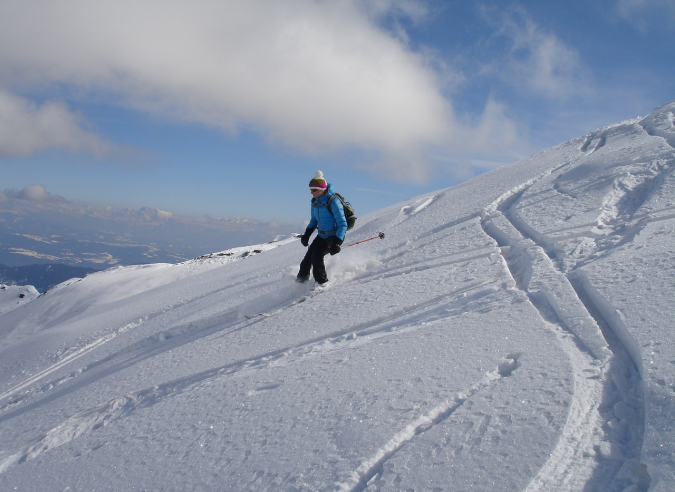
{"left": 0, "top": 0, "right": 673, "bottom": 224}
{"left": 1, "top": 102, "right": 673, "bottom": 490}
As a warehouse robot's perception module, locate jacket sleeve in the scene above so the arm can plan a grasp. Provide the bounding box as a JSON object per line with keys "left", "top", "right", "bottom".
{"left": 330, "top": 196, "right": 348, "bottom": 241}
{"left": 307, "top": 203, "right": 318, "bottom": 230}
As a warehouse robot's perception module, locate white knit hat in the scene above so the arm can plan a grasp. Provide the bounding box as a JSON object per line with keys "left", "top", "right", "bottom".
{"left": 309, "top": 170, "right": 327, "bottom": 190}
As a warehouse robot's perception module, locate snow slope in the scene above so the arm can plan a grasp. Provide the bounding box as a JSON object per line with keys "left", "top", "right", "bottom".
{"left": 0, "top": 102, "right": 673, "bottom": 491}
{"left": 0, "top": 284, "right": 39, "bottom": 315}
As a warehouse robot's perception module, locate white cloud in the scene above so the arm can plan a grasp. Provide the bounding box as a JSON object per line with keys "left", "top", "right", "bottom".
{"left": 4, "top": 184, "right": 67, "bottom": 203}
{"left": 0, "top": 91, "right": 111, "bottom": 158}
{"left": 613, "top": 0, "right": 675, "bottom": 31}
{"left": 0, "top": 0, "right": 528, "bottom": 183}
{"left": 425, "top": 98, "right": 528, "bottom": 182}
{"left": 364, "top": 0, "right": 429, "bottom": 21}
{"left": 616, "top": 0, "right": 648, "bottom": 16}
{"left": 19, "top": 184, "right": 51, "bottom": 201}
{"left": 493, "top": 6, "right": 590, "bottom": 99}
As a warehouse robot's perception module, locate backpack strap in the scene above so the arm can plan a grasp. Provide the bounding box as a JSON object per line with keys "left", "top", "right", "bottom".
{"left": 325, "top": 195, "right": 342, "bottom": 215}
{"left": 312, "top": 195, "right": 338, "bottom": 214}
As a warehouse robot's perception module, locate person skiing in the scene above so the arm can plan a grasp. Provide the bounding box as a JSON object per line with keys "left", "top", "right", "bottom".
{"left": 297, "top": 170, "right": 348, "bottom": 285}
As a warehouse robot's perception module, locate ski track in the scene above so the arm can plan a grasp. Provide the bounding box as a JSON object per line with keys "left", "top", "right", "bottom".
{"left": 482, "top": 182, "right": 609, "bottom": 491}
{"left": 0, "top": 276, "right": 505, "bottom": 475}
{"left": 480, "top": 147, "right": 655, "bottom": 490}
{"left": 0, "top": 317, "right": 148, "bottom": 405}
{"left": 337, "top": 353, "right": 522, "bottom": 492}
{"left": 392, "top": 195, "right": 438, "bottom": 227}
{"left": 0, "top": 270, "right": 279, "bottom": 413}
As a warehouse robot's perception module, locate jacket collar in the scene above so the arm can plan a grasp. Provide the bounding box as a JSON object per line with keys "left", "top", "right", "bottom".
{"left": 312, "top": 183, "right": 334, "bottom": 203}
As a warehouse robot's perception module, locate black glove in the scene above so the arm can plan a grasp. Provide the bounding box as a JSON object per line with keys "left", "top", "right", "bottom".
{"left": 300, "top": 228, "right": 314, "bottom": 247}
{"left": 328, "top": 237, "right": 343, "bottom": 255}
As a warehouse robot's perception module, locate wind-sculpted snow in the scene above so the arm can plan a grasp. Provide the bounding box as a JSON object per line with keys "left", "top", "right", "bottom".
{"left": 0, "top": 102, "right": 673, "bottom": 491}
{"left": 0, "top": 284, "right": 39, "bottom": 315}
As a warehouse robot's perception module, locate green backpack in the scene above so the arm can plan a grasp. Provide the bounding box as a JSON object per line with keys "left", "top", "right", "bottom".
{"left": 316, "top": 193, "right": 357, "bottom": 230}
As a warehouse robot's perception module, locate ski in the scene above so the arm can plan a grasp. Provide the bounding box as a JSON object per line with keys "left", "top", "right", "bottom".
{"left": 245, "top": 295, "right": 308, "bottom": 319}
{"left": 245, "top": 312, "right": 274, "bottom": 319}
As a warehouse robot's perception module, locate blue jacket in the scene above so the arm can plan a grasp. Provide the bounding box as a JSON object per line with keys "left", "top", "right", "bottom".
{"left": 308, "top": 183, "right": 348, "bottom": 241}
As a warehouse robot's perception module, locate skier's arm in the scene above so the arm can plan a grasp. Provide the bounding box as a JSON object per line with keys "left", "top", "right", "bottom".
{"left": 330, "top": 197, "right": 348, "bottom": 241}
{"left": 307, "top": 205, "right": 318, "bottom": 230}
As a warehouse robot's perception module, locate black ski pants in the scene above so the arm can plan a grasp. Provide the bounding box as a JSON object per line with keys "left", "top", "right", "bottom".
{"left": 298, "top": 236, "right": 331, "bottom": 284}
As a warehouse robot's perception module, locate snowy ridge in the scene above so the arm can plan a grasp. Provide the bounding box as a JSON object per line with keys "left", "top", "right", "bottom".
{"left": 0, "top": 102, "right": 674, "bottom": 491}
{"left": 189, "top": 234, "right": 298, "bottom": 264}
{"left": 0, "top": 285, "right": 39, "bottom": 315}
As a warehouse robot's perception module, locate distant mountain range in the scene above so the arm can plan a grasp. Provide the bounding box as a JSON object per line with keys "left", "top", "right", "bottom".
{"left": 0, "top": 188, "right": 300, "bottom": 271}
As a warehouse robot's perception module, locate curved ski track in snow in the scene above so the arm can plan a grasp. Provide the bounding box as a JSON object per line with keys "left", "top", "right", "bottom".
{"left": 481, "top": 173, "right": 608, "bottom": 490}
{"left": 338, "top": 354, "right": 522, "bottom": 492}
{"left": 0, "top": 275, "right": 504, "bottom": 475}
{"left": 480, "top": 149, "right": 654, "bottom": 490}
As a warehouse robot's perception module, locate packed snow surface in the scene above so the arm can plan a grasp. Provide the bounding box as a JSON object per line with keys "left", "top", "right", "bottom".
{"left": 1, "top": 102, "right": 674, "bottom": 491}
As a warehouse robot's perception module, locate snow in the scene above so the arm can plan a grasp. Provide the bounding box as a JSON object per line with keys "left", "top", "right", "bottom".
{"left": 0, "top": 101, "right": 673, "bottom": 491}
{"left": 0, "top": 284, "right": 40, "bottom": 315}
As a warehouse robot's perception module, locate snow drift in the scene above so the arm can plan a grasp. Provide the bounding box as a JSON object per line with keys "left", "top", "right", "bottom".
{"left": 1, "top": 102, "right": 674, "bottom": 491}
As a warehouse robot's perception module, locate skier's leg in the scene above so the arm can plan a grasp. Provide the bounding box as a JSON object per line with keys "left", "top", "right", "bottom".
{"left": 297, "top": 243, "right": 314, "bottom": 281}
{"left": 311, "top": 237, "right": 330, "bottom": 284}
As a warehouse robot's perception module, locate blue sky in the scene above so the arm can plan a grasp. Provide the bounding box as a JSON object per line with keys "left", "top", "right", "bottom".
{"left": 1, "top": 0, "right": 673, "bottom": 225}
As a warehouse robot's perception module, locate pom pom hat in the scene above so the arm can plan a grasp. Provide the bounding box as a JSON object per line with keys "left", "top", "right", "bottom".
{"left": 309, "top": 170, "right": 328, "bottom": 190}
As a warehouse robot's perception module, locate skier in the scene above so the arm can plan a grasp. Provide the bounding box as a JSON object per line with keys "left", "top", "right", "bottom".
{"left": 297, "top": 170, "right": 348, "bottom": 285}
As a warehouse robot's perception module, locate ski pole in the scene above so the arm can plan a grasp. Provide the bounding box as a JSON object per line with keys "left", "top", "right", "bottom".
{"left": 347, "top": 232, "right": 385, "bottom": 247}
